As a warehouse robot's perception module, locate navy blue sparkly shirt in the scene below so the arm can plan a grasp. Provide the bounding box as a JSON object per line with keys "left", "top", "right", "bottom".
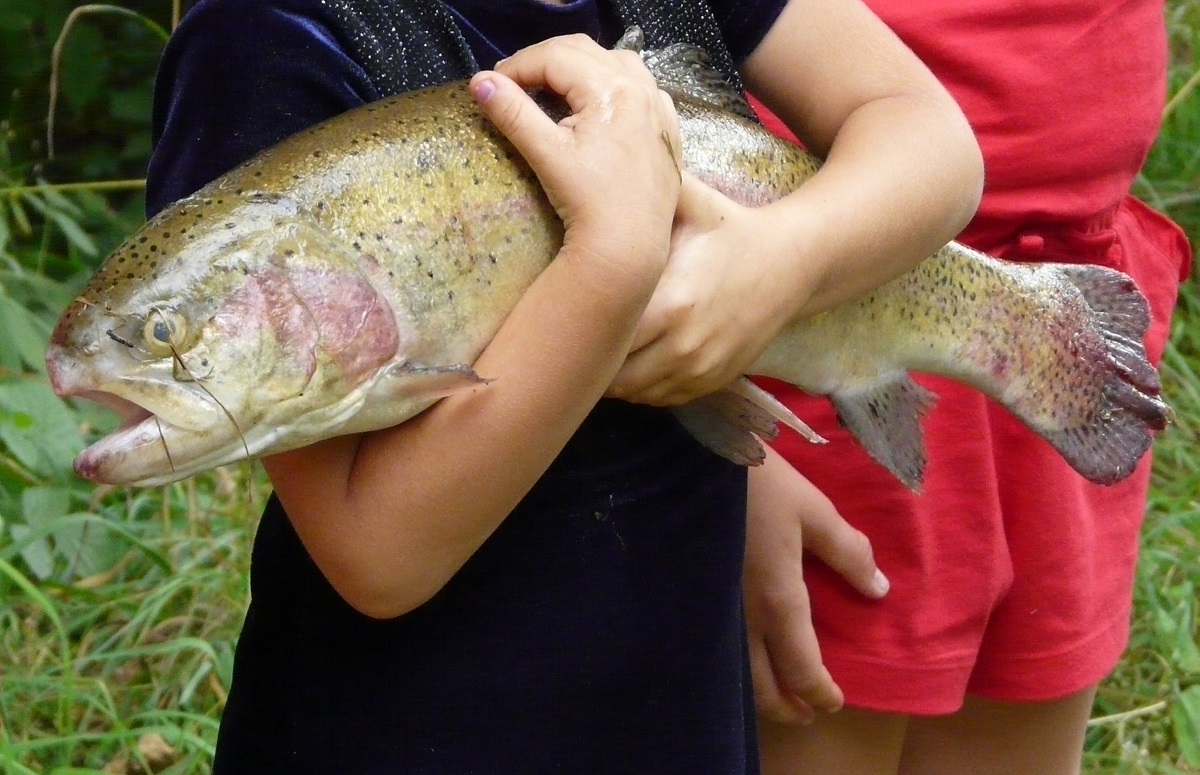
{"left": 147, "top": 1, "right": 785, "bottom": 772}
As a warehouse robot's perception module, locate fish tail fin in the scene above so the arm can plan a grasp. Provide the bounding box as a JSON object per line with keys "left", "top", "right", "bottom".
{"left": 1033, "top": 264, "right": 1170, "bottom": 485}
{"left": 829, "top": 374, "right": 938, "bottom": 491}
{"left": 1059, "top": 264, "right": 1161, "bottom": 393}
{"left": 671, "top": 377, "right": 825, "bottom": 466}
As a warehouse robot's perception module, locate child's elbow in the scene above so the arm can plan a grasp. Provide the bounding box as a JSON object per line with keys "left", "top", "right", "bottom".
{"left": 946, "top": 104, "right": 986, "bottom": 228}
{"left": 324, "top": 562, "right": 453, "bottom": 620}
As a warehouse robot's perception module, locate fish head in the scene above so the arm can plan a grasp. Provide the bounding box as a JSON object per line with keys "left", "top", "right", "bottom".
{"left": 47, "top": 190, "right": 403, "bottom": 486}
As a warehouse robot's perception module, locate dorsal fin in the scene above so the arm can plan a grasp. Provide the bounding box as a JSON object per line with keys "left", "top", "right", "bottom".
{"left": 616, "top": 26, "right": 758, "bottom": 122}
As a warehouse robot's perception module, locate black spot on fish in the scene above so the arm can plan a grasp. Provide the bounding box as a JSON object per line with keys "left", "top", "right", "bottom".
{"left": 225, "top": 222, "right": 235, "bottom": 229}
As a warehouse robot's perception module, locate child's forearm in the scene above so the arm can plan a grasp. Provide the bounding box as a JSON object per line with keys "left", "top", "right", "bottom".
{"left": 749, "top": 90, "right": 983, "bottom": 320}
{"left": 742, "top": 0, "right": 983, "bottom": 321}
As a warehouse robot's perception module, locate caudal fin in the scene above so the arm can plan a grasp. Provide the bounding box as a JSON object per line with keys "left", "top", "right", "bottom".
{"left": 1038, "top": 264, "right": 1169, "bottom": 485}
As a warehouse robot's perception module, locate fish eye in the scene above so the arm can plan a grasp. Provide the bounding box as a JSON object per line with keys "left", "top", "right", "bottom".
{"left": 142, "top": 309, "right": 189, "bottom": 357}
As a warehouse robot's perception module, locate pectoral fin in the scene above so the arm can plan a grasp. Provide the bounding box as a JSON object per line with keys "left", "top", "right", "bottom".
{"left": 671, "top": 377, "right": 825, "bottom": 466}
{"left": 830, "top": 374, "right": 937, "bottom": 491}
{"left": 385, "top": 362, "right": 491, "bottom": 400}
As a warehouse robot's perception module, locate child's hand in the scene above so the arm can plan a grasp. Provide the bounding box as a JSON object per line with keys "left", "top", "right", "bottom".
{"left": 608, "top": 174, "right": 801, "bottom": 405}
{"left": 745, "top": 446, "right": 889, "bottom": 724}
{"left": 470, "top": 35, "right": 683, "bottom": 286}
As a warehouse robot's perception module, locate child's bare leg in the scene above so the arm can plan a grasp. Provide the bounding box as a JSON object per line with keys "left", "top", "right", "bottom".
{"left": 758, "top": 708, "right": 907, "bottom": 775}
{"left": 898, "top": 685, "right": 1097, "bottom": 775}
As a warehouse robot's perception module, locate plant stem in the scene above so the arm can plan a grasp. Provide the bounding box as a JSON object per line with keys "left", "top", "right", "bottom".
{"left": 0, "top": 180, "right": 146, "bottom": 197}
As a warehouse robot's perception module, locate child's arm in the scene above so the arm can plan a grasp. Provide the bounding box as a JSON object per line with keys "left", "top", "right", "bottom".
{"left": 263, "top": 38, "right": 681, "bottom": 619}
{"left": 609, "top": 0, "right": 984, "bottom": 405}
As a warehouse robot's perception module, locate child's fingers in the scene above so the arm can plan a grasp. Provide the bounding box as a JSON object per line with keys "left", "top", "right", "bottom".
{"left": 797, "top": 484, "right": 890, "bottom": 600}
{"left": 469, "top": 71, "right": 566, "bottom": 181}
{"left": 749, "top": 635, "right": 816, "bottom": 725}
{"left": 493, "top": 34, "right": 659, "bottom": 116}
{"left": 765, "top": 600, "right": 845, "bottom": 717}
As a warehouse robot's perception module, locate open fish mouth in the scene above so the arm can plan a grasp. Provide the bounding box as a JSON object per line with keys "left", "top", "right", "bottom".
{"left": 62, "top": 387, "right": 248, "bottom": 485}
{"left": 67, "top": 390, "right": 175, "bottom": 482}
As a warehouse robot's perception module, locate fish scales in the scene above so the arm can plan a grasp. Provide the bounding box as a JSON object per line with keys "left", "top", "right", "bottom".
{"left": 46, "top": 31, "right": 1168, "bottom": 489}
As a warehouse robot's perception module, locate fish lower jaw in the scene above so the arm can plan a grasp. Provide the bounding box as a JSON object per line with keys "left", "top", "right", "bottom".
{"left": 73, "top": 398, "right": 161, "bottom": 484}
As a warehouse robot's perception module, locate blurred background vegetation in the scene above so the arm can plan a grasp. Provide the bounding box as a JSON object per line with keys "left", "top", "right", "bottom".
{"left": 0, "top": 1, "right": 1197, "bottom": 772}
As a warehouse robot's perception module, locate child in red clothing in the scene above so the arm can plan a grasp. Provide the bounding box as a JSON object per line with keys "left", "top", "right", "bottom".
{"left": 747, "top": 0, "right": 1191, "bottom": 772}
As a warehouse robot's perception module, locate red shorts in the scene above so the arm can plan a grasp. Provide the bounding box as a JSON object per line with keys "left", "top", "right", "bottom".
{"left": 762, "top": 196, "right": 1190, "bottom": 714}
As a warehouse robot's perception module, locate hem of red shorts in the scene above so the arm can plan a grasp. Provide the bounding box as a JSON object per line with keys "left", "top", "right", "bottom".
{"left": 964, "top": 610, "right": 1131, "bottom": 704}
{"left": 827, "top": 651, "right": 980, "bottom": 716}
{"left": 829, "top": 613, "right": 1131, "bottom": 716}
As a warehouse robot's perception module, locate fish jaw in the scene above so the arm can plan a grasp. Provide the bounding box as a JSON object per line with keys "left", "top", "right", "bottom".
{"left": 46, "top": 209, "right": 410, "bottom": 486}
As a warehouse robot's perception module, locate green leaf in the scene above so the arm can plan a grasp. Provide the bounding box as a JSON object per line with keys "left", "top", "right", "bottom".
{"left": 0, "top": 378, "right": 86, "bottom": 477}
{"left": 22, "top": 485, "right": 72, "bottom": 528}
{"left": 109, "top": 83, "right": 155, "bottom": 123}
{"left": 8, "top": 524, "right": 54, "bottom": 580}
{"left": 0, "top": 295, "right": 53, "bottom": 373}
{"left": 47, "top": 209, "right": 98, "bottom": 257}
{"left": 16, "top": 487, "right": 72, "bottom": 581}
{"left": 47, "top": 513, "right": 123, "bottom": 581}
{"left": 1174, "top": 686, "right": 1200, "bottom": 766}
{"left": 0, "top": 8, "right": 32, "bottom": 33}
{"left": 58, "top": 22, "right": 108, "bottom": 111}
{"left": 0, "top": 206, "right": 12, "bottom": 257}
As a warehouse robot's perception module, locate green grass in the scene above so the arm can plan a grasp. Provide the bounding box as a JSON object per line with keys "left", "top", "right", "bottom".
{"left": 0, "top": 469, "right": 265, "bottom": 773}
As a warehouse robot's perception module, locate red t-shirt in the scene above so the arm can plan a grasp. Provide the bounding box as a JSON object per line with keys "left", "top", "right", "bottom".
{"left": 755, "top": 0, "right": 1171, "bottom": 234}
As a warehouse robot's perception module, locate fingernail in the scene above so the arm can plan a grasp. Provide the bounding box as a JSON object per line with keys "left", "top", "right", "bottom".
{"left": 872, "top": 568, "right": 890, "bottom": 597}
{"left": 472, "top": 77, "right": 496, "bottom": 105}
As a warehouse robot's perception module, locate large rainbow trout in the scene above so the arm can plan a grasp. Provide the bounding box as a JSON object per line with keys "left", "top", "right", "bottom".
{"left": 46, "top": 31, "right": 1167, "bottom": 489}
